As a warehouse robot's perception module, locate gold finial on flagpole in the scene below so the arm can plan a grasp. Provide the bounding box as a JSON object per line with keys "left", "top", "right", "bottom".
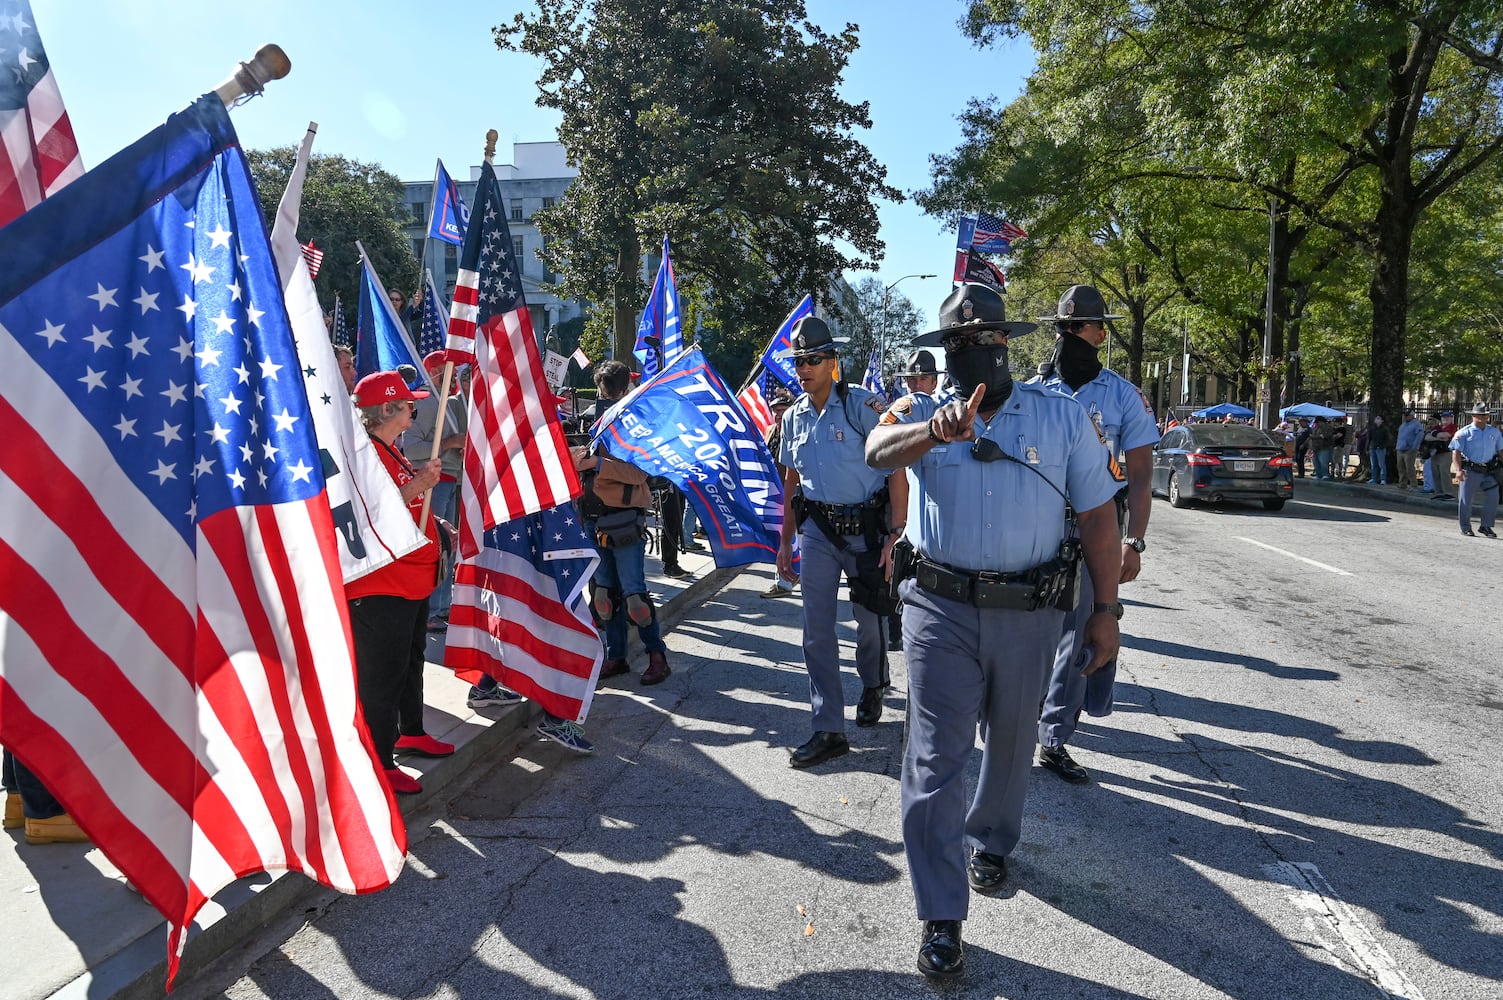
{"left": 215, "top": 44, "right": 291, "bottom": 107}
{"left": 484, "top": 129, "right": 499, "bottom": 165}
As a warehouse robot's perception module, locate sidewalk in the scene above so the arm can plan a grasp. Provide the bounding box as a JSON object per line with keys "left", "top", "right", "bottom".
{"left": 4, "top": 544, "right": 741, "bottom": 1000}
{"left": 1292, "top": 471, "right": 1475, "bottom": 515}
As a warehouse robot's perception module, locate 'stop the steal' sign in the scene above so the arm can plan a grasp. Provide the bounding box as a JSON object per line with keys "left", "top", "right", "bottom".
{"left": 592, "top": 347, "right": 782, "bottom": 567}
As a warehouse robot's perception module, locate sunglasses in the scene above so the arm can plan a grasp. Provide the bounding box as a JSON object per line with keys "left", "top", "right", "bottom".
{"left": 794, "top": 355, "right": 834, "bottom": 368}
{"left": 942, "top": 329, "right": 1009, "bottom": 351}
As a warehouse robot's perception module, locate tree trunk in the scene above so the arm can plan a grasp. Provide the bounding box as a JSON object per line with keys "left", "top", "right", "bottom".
{"left": 613, "top": 233, "right": 642, "bottom": 366}
{"left": 1368, "top": 184, "right": 1412, "bottom": 444}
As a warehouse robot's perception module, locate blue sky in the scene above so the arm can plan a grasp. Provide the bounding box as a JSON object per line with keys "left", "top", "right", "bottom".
{"left": 41, "top": 0, "right": 1032, "bottom": 320}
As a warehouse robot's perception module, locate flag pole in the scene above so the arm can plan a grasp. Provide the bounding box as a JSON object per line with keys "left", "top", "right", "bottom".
{"left": 213, "top": 45, "right": 291, "bottom": 107}
{"left": 419, "top": 128, "right": 498, "bottom": 532}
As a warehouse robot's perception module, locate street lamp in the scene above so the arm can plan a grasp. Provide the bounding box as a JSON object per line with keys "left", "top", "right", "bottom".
{"left": 881, "top": 273, "right": 937, "bottom": 374}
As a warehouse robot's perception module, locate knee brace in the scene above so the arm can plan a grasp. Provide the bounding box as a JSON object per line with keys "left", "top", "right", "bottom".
{"left": 589, "top": 581, "right": 623, "bottom": 625}
{"left": 625, "top": 592, "right": 656, "bottom": 628}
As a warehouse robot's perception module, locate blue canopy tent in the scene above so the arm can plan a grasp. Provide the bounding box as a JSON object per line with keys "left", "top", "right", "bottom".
{"left": 1280, "top": 401, "right": 1345, "bottom": 419}
{"left": 1193, "top": 402, "right": 1256, "bottom": 419}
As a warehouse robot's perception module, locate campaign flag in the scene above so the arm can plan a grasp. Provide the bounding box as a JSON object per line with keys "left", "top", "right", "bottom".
{"left": 0, "top": 0, "right": 84, "bottom": 226}
{"left": 957, "top": 211, "right": 1026, "bottom": 254}
{"left": 300, "top": 240, "right": 323, "bottom": 280}
{"left": 354, "top": 248, "right": 428, "bottom": 387}
{"left": 425, "top": 157, "right": 470, "bottom": 246}
{"left": 634, "top": 235, "right": 682, "bottom": 378}
{"left": 445, "top": 503, "right": 603, "bottom": 723}
{"left": 953, "top": 248, "right": 1007, "bottom": 292}
{"left": 446, "top": 159, "right": 580, "bottom": 551}
{"left": 271, "top": 122, "right": 426, "bottom": 583}
{"left": 862, "top": 345, "right": 887, "bottom": 404}
{"left": 594, "top": 346, "right": 782, "bottom": 568}
{"left": 331, "top": 293, "right": 350, "bottom": 347}
{"left": 418, "top": 269, "right": 448, "bottom": 358}
{"left": 737, "top": 366, "right": 776, "bottom": 439}
{"left": 0, "top": 95, "right": 406, "bottom": 985}
{"left": 758, "top": 294, "right": 813, "bottom": 396}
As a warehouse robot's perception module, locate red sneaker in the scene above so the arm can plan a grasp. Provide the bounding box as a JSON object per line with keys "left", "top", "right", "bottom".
{"left": 395, "top": 733, "right": 456, "bottom": 757}
{"left": 383, "top": 768, "right": 422, "bottom": 795}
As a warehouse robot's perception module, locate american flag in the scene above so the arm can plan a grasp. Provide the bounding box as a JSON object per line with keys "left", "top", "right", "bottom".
{"left": 299, "top": 240, "right": 323, "bottom": 281}
{"left": 737, "top": 366, "right": 776, "bottom": 440}
{"left": 331, "top": 294, "right": 350, "bottom": 347}
{"left": 757, "top": 295, "right": 813, "bottom": 396}
{"left": 960, "top": 211, "right": 1027, "bottom": 255}
{"left": 0, "top": 0, "right": 83, "bottom": 227}
{"left": 418, "top": 269, "right": 447, "bottom": 357}
{"left": 0, "top": 97, "right": 405, "bottom": 985}
{"left": 446, "top": 159, "right": 580, "bottom": 552}
{"left": 445, "top": 504, "right": 603, "bottom": 723}
{"left": 862, "top": 345, "right": 888, "bottom": 404}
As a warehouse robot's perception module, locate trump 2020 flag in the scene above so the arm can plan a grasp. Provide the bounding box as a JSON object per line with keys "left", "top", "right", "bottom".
{"left": 594, "top": 346, "right": 782, "bottom": 568}
{"left": 426, "top": 157, "right": 469, "bottom": 246}
{"left": 355, "top": 248, "right": 427, "bottom": 385}
{"left": 0, "top": 95, "right": 406, "bottom": 985}
{"left": 758, "top": 294, "right": 813, "bottom": 397}
{"left": 634, "top": 235, "right": 681, "bottom": 378}
{"left": 271, "top": 122, "right": 426, "bottom": 583}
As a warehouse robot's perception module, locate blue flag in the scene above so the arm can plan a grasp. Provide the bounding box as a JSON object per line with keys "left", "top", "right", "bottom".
{"left": 331, "top": 294, "right": 351, "bottom": 347}
{"left": 957, "top": 211, "right": 1023, "bottom": 255}
{"left": 862, "top": 345, "right": 887, "bottom": 403}
{"left": 758, "top": 294, "right": 813, "bottom": 396}
{"left": 426, "top": 158, "right": 470, "bottom": 246}
{"left": 634, "top": 236, "right": 682, "bottom": 378}
{"left": 418, "top": 269, "right": 448, "bottom": 358}
{"left": 355, "top": 254, "right": 425, "bottom": 383}
{"left": 593, "top": 347, "right": 782, "bottom": 568}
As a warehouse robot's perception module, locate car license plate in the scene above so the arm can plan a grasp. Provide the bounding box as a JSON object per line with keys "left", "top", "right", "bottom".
{"left": 1234, "top": 460, "right": 1255, "bottom": 472}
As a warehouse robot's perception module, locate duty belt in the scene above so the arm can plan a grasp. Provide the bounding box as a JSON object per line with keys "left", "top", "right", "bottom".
{"left": 805, "top": 497, "right": 880, "bottom": 536}
{"left": 914, "top": 556, "right": 1052, "bottom": 611}
{"left": 1464, "top": 460, "right": 1501, "bottom": 474}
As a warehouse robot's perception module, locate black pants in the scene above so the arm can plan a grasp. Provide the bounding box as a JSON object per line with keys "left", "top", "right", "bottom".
{"left": 659, "top": 487, "right": 685, "bottom": 569}
{"left": 348, "top": 594, "right": 430, "bottom": 767}
{"left": 2, "top": 749, "right": 64, "bottom": 819}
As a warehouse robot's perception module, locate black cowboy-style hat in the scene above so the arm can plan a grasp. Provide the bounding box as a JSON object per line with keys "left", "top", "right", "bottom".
{"left": 896, "top": 349, "right": 939, "bottom": 378}
{"left": 1038, "top": 284, "right": 1125, "bottom": 323}
{"left": 787, "top": 316, "right": 847, "bottom": 359}
{"left": 914, "top": 283, "right": 1037, "bottom": 348}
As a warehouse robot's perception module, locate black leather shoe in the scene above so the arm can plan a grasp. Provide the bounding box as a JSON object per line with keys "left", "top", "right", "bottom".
{"left": 1481, "top": 527, "right": 1497, "bottom": 538}
{"left": 966, "top": 850, "right": 1008, "bottom": 894}
{"left": 1039, "top": 744, "right": 1089, "bottom": 783}
{"left": 855, "top": 685, "right": 885, "bottom": 728}
{"left": 917, "top": 920, "right": 964, "bottom": 979}
{"left": 1462, "top": 527, "right": 1476, "bottom": 537}
{"left": 789, "top": 732, "right": 849, "bottom": 769}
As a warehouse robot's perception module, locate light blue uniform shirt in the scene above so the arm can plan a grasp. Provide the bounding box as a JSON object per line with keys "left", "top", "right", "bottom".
{"left": 884, "top": 382, "right": 1121, "bottom": 574}
{"left": 1449, "top": 422, "right": 1503, "bottom": 464}
{"left": 779, "top": 384, "right": 887, "bottom": 503}
{"left": 1035, "top": 368, "right": 1161, "bottom": 460}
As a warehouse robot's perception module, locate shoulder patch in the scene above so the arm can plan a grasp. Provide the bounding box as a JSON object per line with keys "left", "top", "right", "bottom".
{"left": 1093, "top": 422, "right": 1127, "bottom": 482}
{"left": 880, "top": 395, "right": 913, "bottom": 425}
{"left": 865, "top": 396, "right": 883, "bottom": 412}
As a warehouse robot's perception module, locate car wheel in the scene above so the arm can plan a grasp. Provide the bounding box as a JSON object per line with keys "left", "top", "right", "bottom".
{"left": 1169, "top": 473, "right": 1189, "bottom": 508}
{"left": 1262, "top": 498, "right": 1286, "bottom": 511}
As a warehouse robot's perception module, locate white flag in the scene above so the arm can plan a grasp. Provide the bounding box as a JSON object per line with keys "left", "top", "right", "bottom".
{"left": 271, "top": 123, "right": 427, "bottom": 581}
{"left": 570, "top": 346, "right": 591, "bottom": 369}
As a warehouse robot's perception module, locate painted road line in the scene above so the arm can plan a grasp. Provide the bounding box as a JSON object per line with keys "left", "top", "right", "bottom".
{"left": 1262, "top": 861, "right": 1425, "bottom": 1000}
{"left": 1235, "top": 536, "right": 1352, "bottom": 576}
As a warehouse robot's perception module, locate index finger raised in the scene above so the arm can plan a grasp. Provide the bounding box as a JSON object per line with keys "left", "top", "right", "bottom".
{"left": 963, "top": 382, "right": 987, "bottom": 422}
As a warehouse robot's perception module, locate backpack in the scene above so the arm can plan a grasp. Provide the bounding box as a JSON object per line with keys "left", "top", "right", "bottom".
{"left": 570, "top": 445, "right": 649, "bottom": 518}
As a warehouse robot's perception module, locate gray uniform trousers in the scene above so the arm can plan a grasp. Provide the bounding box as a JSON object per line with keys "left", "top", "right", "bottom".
{"left": 899, "top": 578, "right": 1064, "bottom": 920}
{"left": 1457, "top": 470, "right": 1501, "bottom": 531}
{"left": 1038, "top": 562, "right": 1118, "bottom": 748}
{"left": 798, "top": 519, "right": 888, "bottom": 733}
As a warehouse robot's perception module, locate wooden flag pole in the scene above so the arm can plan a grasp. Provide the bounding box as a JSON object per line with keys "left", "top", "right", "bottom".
{"left": 419, "top": 129, "right": 498, "bottom": 534}
{"left": 214, "top": 45, "right": 291, "bottom": 107}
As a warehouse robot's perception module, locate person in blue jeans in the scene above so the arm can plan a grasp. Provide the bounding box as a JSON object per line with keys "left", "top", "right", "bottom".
{"left": 1367, "top": 414, "right": 1393, "bottom": 484}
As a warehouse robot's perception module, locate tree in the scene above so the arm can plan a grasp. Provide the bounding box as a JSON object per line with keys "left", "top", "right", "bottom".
{"left": 497, "top": 0, "right": 900, "bottom": 370}
{"left": 840, "top": 277, "right": 924, "bottom": 381}
{"left": 246, "top": 149, "right": 419, "bottom": 315}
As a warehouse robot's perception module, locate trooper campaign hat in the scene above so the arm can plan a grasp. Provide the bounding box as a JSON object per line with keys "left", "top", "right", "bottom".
{"left": 914, "top": 283, "right": 1036, "bottom": 347}
{"left": 897, "top": 349, "right": 939, "bottom": 378}
{"left": 787, "top": 315, "right": 847, "bottom": 359}
{"left": 1039, "top": 284, "right": 1125, "bottom": 323}
{"left": 1471, "top": 401, "right": 1491, "bottom": 416}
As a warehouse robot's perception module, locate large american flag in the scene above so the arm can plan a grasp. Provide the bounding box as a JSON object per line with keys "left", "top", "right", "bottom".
{"left": 446, "top": 159, "right": 579, "bottom": 552}
{"left": 418, "top": 268, "right": 447, "bottom": 358}
{"left": 0, "top": 0, "right": 83, "bottom": 227}
{"left": 964, "top": 211, "right": 1027, "bottom": 254}
{"left": 0, "top": 97, "right": 406, "bottom": 984}
{"left": 737, "top": 367, "right": 776, "bottom": 440}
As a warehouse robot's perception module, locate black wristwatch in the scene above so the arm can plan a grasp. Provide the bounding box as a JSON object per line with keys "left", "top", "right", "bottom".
{"left": 1122, "top": 536, "right": 1146, "bottom": 553}
{"left": 1093, "top": 601, "right": 1124, "bottom": 620}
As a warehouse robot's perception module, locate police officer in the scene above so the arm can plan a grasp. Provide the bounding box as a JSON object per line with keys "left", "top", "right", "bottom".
{"left": 866, "top": 283, "right": 1123, "bottom": 980}
{"left": 1450, "top": 402, "right": 1503, "bottom": 537}
{"left": 896, "top": 348, "right": 940, "bottom": 399}
{"left": 1033, "top": 285, "right": 1159, "bottom": 784}
{"left": 777, "top": 316, "right": 908, "bottom": 767}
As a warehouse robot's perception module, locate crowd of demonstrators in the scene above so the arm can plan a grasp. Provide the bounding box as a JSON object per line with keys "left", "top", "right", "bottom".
{"left": 1450, "top": 402, "right": 1503, "bottom": 538}
{"left": 346, "top": 372, "right": 456, "bottom": 796}
{"left": 406, "top": 352, "right": 470, "bottom": 632}
{"left": 775, "top": 316, "right": 906, "bottom": 768}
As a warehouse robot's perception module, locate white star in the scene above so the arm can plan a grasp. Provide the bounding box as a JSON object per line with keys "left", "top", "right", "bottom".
{"left": 219, "top": 392, "right": 243, "bottom": 415}
{"left": 259, "top": 357, "right": 283, "bottom": 381}
{"left": 194, "top": 381, "right": 207, "bottom": 398}
{"left": 184, "top": 219, "right": 195, "bottom": 229}
{"left": 271, "top": 408, "right": 298, "bottom": 433}
{"left": 139, "top": 245, "right": 165, "bottom": 272}
{"left": 205, "top": 224, "right": 233, "bottom": 249}
{"left": 124, "top": 332, "right": 150, "bottom": 358}
{"left": 510, "top": 532, "right": 521, "bottom": 542}
{"left": 161, "top": 381, "right": 187, "bottom": 405}
{"left": 181, "top": 254, "right": 214, "bottom": 285}
{"left": 171, "top": 337, "right": 194, "bottom": 362}
{"left": 149, "top": 460, "right": 177, "bottom": 485}
{"left": 246, "top": 305, "right": 265, "bottom": 327}
{"left": 35, "top": 320, "right": 64, "bottom": 346}
{"left": 154, "top": 421, "right": 183, "bottom": 446}
{"left": 208, "top": 422, "right": 231, "bottom": 444}
{"left": 239, "top": 442, "right": 254, "bottom": 463}
{"left": 232, "top": 363, "right": 251, "bottom": 384}
{"left": 248, "top": 415, "right": 260, "bottom": 436}
{"left": 565, "top": 517, "right": 575, "bottom": 526}
{"left": 186, "top": 499, "right": 197, "bottom": 522}
{"left": 87, "top": 284, "right": 118, "bottom": 310}
{"left": 561, "top": 568, "right": 572, "bottom": 578}
{"left": 113, "top": 416, "right": 137, "bottom": 439}
{"left": 553, "top": 532, "right": 563, "bottom": 541}
{"left": 262, "top": 440, "right": 279, "bottom": 462}
{"left": 195, "top": 344, "right": 222, "bottom": 367}
{"left": 134, "top": 288, "right": 159, "bottom": 314}
{"left": 194, "top": 456, "right": 216, "bottom": 478}
{"left": 84, "top": 325, "right": 112, "bottom": 351}
{"left": 226, "top": 281, "right": 243, "bottom": 302}
{"left": 227, "top": 469, "right": 246, "bottom": 490}
{"left": 287, "top": 459, "right": 314, "bottom": 483}
{"left": 176, "top": 295, "right": 197, "bottom": 322}
{"left": 120, "top": 375, "right": 143, "bottom": 400}
{"left": 78, "top": 367, "right": 106, "bottom": 392}
{"left": 211, "top": 310, "right": 235, "bottom": 335}
{"left": 16, "top": 47, "right": 34, "bottom": 72}
{"left": 257, "top": 468, "right": 269, "bottom": 488}
{"left": 9, "top": 12, "right": 32, "bottom": 35}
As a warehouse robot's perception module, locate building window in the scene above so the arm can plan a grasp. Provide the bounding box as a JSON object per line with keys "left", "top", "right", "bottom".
{"left": 410, "top": 200, "right": 426, "bottom": 223}
{"left": 510, "top": 199, "right": 523, "bottom": 222}
{"left": 444, "top": 244, "right": 457, "bottom": 259}
{"left": 512, "top": 235, "right": 525, "bottom": 264}
{"left": 411, "top": 239, "right": 423, "bottom": 259}
{"left": 542, "top": 196, "right": 555, "bottom": 210}
{"left": 445, "top": 258, "right": 458, "bottom": 279}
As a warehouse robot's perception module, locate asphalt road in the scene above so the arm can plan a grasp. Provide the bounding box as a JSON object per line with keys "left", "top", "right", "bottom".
{"left": 188, "top": 489, "right": 1503, "bottom": 1000}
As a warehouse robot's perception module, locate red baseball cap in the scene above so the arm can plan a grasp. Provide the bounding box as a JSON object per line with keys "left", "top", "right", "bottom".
{"left": 423, "top": 348, "right": 467, "bottom": 372}
{"left": 353, "top": 370, "right": 431, "bottom": 406}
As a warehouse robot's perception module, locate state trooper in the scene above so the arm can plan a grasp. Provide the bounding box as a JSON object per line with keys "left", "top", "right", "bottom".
{"left": 1032, "top": 285, "right": 1160, "bottom": 784}
{"left": 880, "top": 349, "right": 942, "bottom": 653}
{"left": 776, "top": 316, "right": 908, "bottom": 768}
{"left": 1449, "top": 401, "right": 1503, "bottom": 537}
{"left": 866, "top": 283, "right": 1124, "bottom": 981}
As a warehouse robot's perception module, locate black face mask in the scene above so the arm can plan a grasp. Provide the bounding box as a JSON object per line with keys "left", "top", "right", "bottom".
{"left": 946, "top": 343, "right": 1013, "bottom": 412}
{"left": 1056, "top": 331, "right": 1103, "bottom": 390}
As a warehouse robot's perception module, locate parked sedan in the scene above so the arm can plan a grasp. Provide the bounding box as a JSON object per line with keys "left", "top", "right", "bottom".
{"left": 1150, "top": 424, "right": 1294, "bottom": 510}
